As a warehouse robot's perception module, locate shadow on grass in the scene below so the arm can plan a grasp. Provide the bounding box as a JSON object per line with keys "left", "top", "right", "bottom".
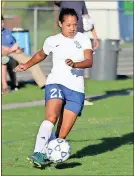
{"left": 8, "top": 80, "right": 37, "bottom": 89}
{"left": 33, "top": 161, "right": 82, "bottom": 170}
{"left": 117, "top": 75, "right": 132, "bottom": 80}
{"left": 70, "top": 132, "right": 133, "bottom": 159}
{"left": 55, "top": 162, "right": 82, "bottom": 169}
{"left": 86, "top": 88, "right": 133, "bottom": 102}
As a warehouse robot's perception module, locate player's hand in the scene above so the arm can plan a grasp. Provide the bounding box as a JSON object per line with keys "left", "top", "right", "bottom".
{"left": 13, "top": 64, "right": 28, "bottom": 72}
{"left": 10, "top": 43, "right": 19, "bottom": 52}
{"left": 65, "top": 59, "right": 74, "bottom": 67}
{"left": 15, "top": 48, "right": 23, "bottom": 54}
{"left": 93, "top": 38, "right": 99, "bottom": 50}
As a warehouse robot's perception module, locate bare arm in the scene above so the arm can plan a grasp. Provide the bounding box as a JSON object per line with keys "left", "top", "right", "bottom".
{"left": 2, "top": 46, "right": 10, "bottom": 56}
{"left": 25, "top": 49, "right": 46, "bottom": 69}
{"left": 14, "top": 49, "right": 47, "bottom": 72}
{"left": 2, "top": 43, "right": 20, "bottom": 56}
{"left": 66, "top": 49, "right": 93, "bottom": 69}
{"left": 91, "top": 28, "right": 97, "bottom": 39}
{"left": 91, "top": 28, "right": 99, "bottom": 50}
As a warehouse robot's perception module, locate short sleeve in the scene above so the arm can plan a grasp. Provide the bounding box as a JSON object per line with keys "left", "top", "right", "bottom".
{"left": 12, "top": 36, "right": 16, "bottom": 44}
{"left": 43, "top": 37, "right": 52, "bottom": 55}
{"left": 82, "top": 35, "right": 93, "bottom": 51}
{"left": 2, "top": 28, "right": 16, "bottom": 47}
{"left": 82, "top": 1, "right": 88, "bottom": 15}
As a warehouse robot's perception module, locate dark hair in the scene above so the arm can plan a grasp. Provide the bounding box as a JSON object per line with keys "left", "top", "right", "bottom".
{"left": 1, "top": 15, "right": 4, "bottom": 20}
{"left": 59, "top": 8, "right": 78, "bottom": 23}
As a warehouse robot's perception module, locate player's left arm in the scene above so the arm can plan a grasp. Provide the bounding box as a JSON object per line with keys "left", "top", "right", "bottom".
{"left": 66, "top": 49, "right": 93, "bottom": 69}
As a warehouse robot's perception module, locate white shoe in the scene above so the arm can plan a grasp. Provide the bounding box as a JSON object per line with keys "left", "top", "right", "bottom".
{"left": 84, "top": 100, "right": 94, "bottom": 105}
{"left": 12, "top": 87, "right": 19, "bottom": 92}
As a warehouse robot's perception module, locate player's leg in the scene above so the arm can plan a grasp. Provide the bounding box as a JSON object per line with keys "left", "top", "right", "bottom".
{"left": 7, "top": 57, "right": 18, "bottom": 90}
{"left": 56, "top": 108, "right": 77, "bottom": 138}
{"left": 56, "top": 87, "right": 85, "bottom": 139}
{"left": 27, "top": 99, "right": 63, "bottom": 167}
{"left": 27, "top": 84, "right": 64, "bottom": 167}
{"left": 2, "top": 64, "right": 8, "bottom": 94}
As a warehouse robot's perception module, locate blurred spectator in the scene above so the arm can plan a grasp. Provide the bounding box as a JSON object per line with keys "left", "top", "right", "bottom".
{"left": 1, "top": 15, "right": 46, "bottom": 90}
{"left": 1, "top": 15, "right": 18, "bottom": 93}
{"left": 1, "top": 57, "right": 9, "bottom": 94}
{"left": 54, "top": 1, "right": 99, "bottom": 50}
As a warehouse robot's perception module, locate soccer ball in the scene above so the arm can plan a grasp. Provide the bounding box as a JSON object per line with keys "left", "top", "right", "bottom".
{"left": 46, "top": 138, "right": 71, "bottom": 163}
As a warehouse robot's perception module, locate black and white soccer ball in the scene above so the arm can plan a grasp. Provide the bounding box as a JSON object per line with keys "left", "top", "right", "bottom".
{"left": 46, "top": 138, "right": 71, "bottom": 163}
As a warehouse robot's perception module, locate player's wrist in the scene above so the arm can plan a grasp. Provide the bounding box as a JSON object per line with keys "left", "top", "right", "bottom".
{"left": 24, "top": 63, "right": 29, "bottom": 70}
{"left": 73, "top": 63, "right": 77, "bottom": 68}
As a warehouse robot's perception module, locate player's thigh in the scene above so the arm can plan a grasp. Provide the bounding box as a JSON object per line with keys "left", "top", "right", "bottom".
{"left": 45, "top": 84, "right": 65, "bottom": 123}
{"left": 46, "top": 99, "right": 63, "bottom": 123}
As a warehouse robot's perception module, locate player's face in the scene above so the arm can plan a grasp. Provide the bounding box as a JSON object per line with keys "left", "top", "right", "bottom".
{"left": 59, "top": 15, "right": 78, "bottom": 38}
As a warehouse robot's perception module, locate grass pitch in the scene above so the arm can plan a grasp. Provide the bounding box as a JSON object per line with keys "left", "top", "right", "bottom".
{"left": 2, "top": 79, "right": 133, "bottom": 175}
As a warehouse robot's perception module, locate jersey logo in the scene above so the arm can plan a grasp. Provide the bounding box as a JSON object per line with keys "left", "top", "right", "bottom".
{"left": 74, "top": 41, "right": 82, "bottom": 49}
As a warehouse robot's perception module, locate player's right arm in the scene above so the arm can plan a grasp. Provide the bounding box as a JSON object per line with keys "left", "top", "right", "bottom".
{"left": 14, "top": 49, "right": 47, "bottom": 72}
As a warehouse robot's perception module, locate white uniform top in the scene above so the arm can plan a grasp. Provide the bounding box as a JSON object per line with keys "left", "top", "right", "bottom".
{"left": 43, "top": 32, "right": 92, "bottom": 93}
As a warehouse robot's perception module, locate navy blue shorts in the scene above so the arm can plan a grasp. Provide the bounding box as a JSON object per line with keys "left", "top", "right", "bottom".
{"left": 45, "top": 84, "right": 85, "bottom": 116}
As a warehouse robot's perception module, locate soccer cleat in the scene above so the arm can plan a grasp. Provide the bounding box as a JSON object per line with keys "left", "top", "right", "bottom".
{"left": 27, "top": 152, "right": 50, "bottom": 168}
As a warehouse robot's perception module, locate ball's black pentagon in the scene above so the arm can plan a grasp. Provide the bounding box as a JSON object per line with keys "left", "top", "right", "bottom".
{"left": 68, "top": 148, "right": 71, "bottom": 154}
{"left": 55, "top": 145, "right": 61, "bottom": 151}
{"left": 48, "top": 148, "right": 53, "bottom": 155}
{"left": 57, "top": 138, "right": 64, "bottom": 143}
{"left": 61, "top": 151, "right": 67, "bottom": 158}
{"left": 56, "top": 159, "right": 63, "bottom": 163}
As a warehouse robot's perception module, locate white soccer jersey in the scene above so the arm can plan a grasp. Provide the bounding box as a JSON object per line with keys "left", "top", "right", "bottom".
{"left": 43, "top": 32, "right": 92, "bottom": 93}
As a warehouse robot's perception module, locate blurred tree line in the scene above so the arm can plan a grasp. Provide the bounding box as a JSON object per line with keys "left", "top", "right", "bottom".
{"left": 28, "top": 1, "right": 54, "bottom": 8}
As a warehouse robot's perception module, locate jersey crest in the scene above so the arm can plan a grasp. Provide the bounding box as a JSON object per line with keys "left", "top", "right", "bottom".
{"left": 74, "top": 41, "right": 82, "bottom": 49}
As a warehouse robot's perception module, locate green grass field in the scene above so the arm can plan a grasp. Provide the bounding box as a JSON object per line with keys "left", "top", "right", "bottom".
{"left": 2, "top": 79, "right": 133, "bottom": 175}
{"left": 2, "top": 79, "right": 133, "bottom": 104}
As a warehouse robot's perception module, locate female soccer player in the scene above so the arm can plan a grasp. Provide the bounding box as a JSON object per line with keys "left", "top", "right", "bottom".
{"left": 14, "top": 8, "right": 93, "bottom": 168}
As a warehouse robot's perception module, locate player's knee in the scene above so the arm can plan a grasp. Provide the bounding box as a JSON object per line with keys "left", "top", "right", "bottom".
{"left": 46, "top": 112, "right": 58, "bottom": 124}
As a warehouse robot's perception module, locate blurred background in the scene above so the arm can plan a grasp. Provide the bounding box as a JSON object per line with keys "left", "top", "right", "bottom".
{"left": 2, "top": 1, "right": 133, "bottom": 83}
